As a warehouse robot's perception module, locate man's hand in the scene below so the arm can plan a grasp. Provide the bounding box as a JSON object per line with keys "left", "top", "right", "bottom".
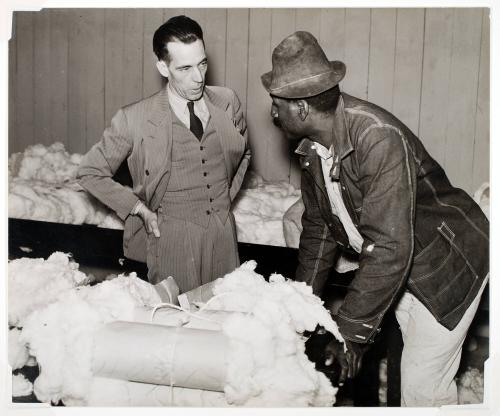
{"left": 344, "top": 339, "right": 370, "bottom": 379}
{"left": 324, "top": 339, "right": 349, "bottom": 386}
{"left": 136, "top": 203, "right": 160, "bottom": 237}
{"left": 324, "top": 339, "right": 370, "bottom": 385}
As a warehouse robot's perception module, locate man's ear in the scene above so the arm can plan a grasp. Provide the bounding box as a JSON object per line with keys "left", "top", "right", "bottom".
{"left": 297, "top": 100, "right": 309, "bottom": 121}
{"left": 156, "top": 60, "right": 169, "bottom": 78}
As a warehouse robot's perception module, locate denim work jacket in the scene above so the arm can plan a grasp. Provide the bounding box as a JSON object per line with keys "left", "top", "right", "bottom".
{"left": 295, "top": 93, "right": 489, "bottom": 344}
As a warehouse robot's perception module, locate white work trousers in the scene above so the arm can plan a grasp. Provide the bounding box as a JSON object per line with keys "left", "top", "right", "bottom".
{"left": 395, "top": 276, "right": 488, "bottom": 406}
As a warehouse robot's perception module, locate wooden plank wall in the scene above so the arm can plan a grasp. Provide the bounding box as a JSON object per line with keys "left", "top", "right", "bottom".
{"left": 8, "top": 8, "right": 489, "bottom": 195}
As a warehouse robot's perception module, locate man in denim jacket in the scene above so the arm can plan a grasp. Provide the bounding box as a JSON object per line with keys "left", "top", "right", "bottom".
{"left": 262, "top": 31, "right": 489, "bottom": 406}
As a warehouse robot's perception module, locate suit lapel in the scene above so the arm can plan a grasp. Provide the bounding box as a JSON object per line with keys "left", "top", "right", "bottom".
{"left": 204, "top": 89, "right": 236, "bottom": 180}
{"left": 144, "top": 87, "right": 174, "bottom": 207}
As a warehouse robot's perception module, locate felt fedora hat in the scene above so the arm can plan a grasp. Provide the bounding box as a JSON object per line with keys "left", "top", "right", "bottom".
{"left": 261, "top": 31, "right": 346, "bottom": 99}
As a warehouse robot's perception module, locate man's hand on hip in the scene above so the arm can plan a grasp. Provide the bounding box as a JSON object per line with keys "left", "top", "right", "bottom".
{"left": 136, "top": 202, "right": 160, "bottom": 237}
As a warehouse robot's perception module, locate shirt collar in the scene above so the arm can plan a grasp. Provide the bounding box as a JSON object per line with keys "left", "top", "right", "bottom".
{"left": 313, "top": 141, "right": 333, "bottom": 160}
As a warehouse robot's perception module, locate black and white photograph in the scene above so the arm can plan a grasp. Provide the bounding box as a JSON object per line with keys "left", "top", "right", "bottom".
{"left": 4, "top": 1, "right": 496, "bottom": 411}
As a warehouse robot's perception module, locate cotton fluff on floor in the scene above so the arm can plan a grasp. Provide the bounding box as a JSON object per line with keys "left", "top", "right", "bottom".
{"left": 12, "top": 254, "right": 340, "bottom": 406}
{"left": 9, "top": 143, "right": 301, "bottom": 246}
{"left": 377, "top": 360, "right": 485, "bottom": 406}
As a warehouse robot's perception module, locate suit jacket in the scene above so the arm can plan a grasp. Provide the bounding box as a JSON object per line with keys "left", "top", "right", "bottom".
{"left": 77, "top": 85, "right": 251, "bottom": 262}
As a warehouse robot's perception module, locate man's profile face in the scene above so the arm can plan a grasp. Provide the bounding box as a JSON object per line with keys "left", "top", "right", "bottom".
{"left": 162, "top": 39, "right": 207, "bottom": 101}
{"left": 271, "top": 96, "right": 303, "bottom": 140}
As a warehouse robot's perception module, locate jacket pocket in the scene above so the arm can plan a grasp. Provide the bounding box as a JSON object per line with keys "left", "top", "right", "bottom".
{"left": 408, "top": 221, "right": 479, "bottom": 323}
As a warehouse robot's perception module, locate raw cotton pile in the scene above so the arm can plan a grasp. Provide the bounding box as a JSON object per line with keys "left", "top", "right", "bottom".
{"left": 9, "top": 143, "right": 300, "bottom": 246}
{"left": 457, "top": 367, "right": 484, "bottom": 404}
{"left": 16, "top": 259, "right": 340, "bottom": 407}
{"left": 204, "top": 260, "right": 342, "bottom": 406}
{"left": 8, "top": 143, "right": 123, "bottom": 229}
{"left": 9, "top": 328, "right": 31, "bottom": 370}
{"left": 8, "top": 252, "right": 89, "bottom": 327}
{"left": 473, "top": 182, "right": 489, "bottom": 220}
{"left": 20, "top": 273, "right": 163, "bottom": 405}
{"left": 12, "top": 142, "right": 82, "bottom": 183}
{"left": 12, "top": 374, "right": 34, "bottom": 397}
{"left": 232, "top": 172, "right": 301, "bottom": 246}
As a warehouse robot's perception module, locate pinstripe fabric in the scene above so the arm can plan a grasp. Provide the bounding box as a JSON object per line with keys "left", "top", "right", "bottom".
{"left": 77, "top": 84, "right": 250, "bottom": 264}
{"left": 147, "top": 213, "right": 239, "bottom": 292}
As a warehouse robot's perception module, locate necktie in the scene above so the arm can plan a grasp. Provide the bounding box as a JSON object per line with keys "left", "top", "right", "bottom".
{"left": 187, "top": 101, "right": 204, "bottom": 140}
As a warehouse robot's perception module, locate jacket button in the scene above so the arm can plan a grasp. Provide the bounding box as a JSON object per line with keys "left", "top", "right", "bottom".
{"left": 304, "top": 162, "right": 310, "bottom": 167}
{"left": 202, "top": 159, "right": 206, "bottom": 164}
{"left": 207, "top": 184, "right": 211, "bottom": 189}
{"left": 200, "top": 146, "right": 204, "bottom": 151}
{"left": 206, "top": 210, "right": 210, "bottom": 215}
{"left": 145, "top": 169, "right": 149, "bottom": 176}
{"left": 203, "top": 172, "right": 208, "bottom": 177}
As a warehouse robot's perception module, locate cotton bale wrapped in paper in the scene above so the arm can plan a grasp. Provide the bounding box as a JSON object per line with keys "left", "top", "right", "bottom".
{"left": 91, "top": 321, "right": 228, "bottom": 392}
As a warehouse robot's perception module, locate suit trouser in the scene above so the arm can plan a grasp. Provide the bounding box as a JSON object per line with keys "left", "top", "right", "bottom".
{"left": 395, "top": 275, "right": 488, "bottom": 406}
{"left": 146, "top": 212, "right": 239, "bottom": 293}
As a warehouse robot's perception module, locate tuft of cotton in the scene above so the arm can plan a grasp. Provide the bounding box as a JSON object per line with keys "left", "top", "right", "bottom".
{"left": 205, "top": 261, "right": 341, "bottom": 406}
{"left": 8, "top": 252, "right": 89, "bottom": 327}
{"left": 12, "top": 373, "right": 34, "bottom": 397}
{"left": 20, "top": 274, "right": 162, "bottom": 405}
{"left": 232, "top": 173, "right": 301, "bottom": 247}
{"left": 15, "top": 142, "right": 81, "bottom": 183}
{"left": 457, "top": 367, "right": 484, "bottom": 405}
{"left": 8, "top": 328, "right": 31, "bottom": 370}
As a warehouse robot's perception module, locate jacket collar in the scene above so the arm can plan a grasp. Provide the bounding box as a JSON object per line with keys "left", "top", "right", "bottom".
{"left": 294, "top": 94, "right": 354, "bottom": 162}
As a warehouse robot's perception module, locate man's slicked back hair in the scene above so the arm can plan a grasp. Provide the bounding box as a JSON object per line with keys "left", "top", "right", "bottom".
{"left": 153, "top": 15, "right": 204, "bottom": 62}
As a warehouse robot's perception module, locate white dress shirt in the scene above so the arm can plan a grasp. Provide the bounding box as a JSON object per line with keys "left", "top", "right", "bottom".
{"left": 313, "top": 141, "right": 364, "bottom": 253}
{"left": 167, "top": 84, "right": 210, "bottom": 130}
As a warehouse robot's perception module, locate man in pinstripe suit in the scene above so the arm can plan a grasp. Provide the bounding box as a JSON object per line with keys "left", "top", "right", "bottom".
{"left": 77, "top": 16, "right": 250, "bottom": 293}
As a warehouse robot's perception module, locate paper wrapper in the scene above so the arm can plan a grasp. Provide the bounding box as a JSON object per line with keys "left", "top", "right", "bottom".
{"left": 178, "top": 280, "right": 218, "bottom": 309}
{"left": 132, "top": 306, "right": 240, "bottom": 331}
{"left": 92, "top": 321, "right": 228, "bottom": 391}
{"left": 87, "top": 377, "right": 228, "bottom": 407}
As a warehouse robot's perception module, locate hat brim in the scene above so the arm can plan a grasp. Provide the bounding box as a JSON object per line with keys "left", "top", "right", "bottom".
{"left": 261, "top": 60, "right": 346, "bottom": 99}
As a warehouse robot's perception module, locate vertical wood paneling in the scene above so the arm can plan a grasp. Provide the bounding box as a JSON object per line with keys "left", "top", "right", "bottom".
{"left": 121, "top": 10, "right": 143, "bottom": 108}
{"left": 296, "top": 8, "right": 321, "bottom": 39}
{"left": 418, "top": 8, "right": 454, "bottom": 167}
{"left": 49, "top": 10, "right": 69, "bottom": 145}
{"left": 8, "top": 31, "right": 16, "bottom": 153}
{"left": 225, "top": 9, "right": 249, "bottom": 115}
{"left": 8, "top": 8, "right": 490, "bottom": 193}
{"left": 392, "top": 8, "right": 424, "bottom": 134}
{"left": 472, "top": 9, "right": 490, "bottom": 191}
{"left": 104, "top": 9, "right": 124, "bottom": 126}
{"left": 142, "top": 9, "right": 163, "bottom": 98}
{"left": 367, "top": 8, "right": 396, "bottom": 111}
{"left": 204, "top": 9, "right": 227, "bottom": 87}
{"left": 68, "top": 10, "right": 90, "bottom": 154}
{"left": 34, "top": 10, "right": 51, "bottom": 146}
{"left": 443, "top": 9, "right": 483, "bottom": 194}
{"left": 14, "top": 12, "right": 35, "bottom": 153}
{"left": 343, "top": 9, "right": 371, "bottom": 99}
{"left": 247, "top": 9, "right": 272, "bottom": 178}
{"left": 269, "top": 9, "right": 297, "bottom": 184}
{"left": 84, "top": 10, "right": 105, "bottom": 149}
{"left": 320, "top": 9, "right": 346, "bottom": 62}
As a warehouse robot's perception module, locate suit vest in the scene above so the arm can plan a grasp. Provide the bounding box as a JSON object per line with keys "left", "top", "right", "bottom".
{"left": 158, "top": 115, "right": 230, "bottom": 227}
